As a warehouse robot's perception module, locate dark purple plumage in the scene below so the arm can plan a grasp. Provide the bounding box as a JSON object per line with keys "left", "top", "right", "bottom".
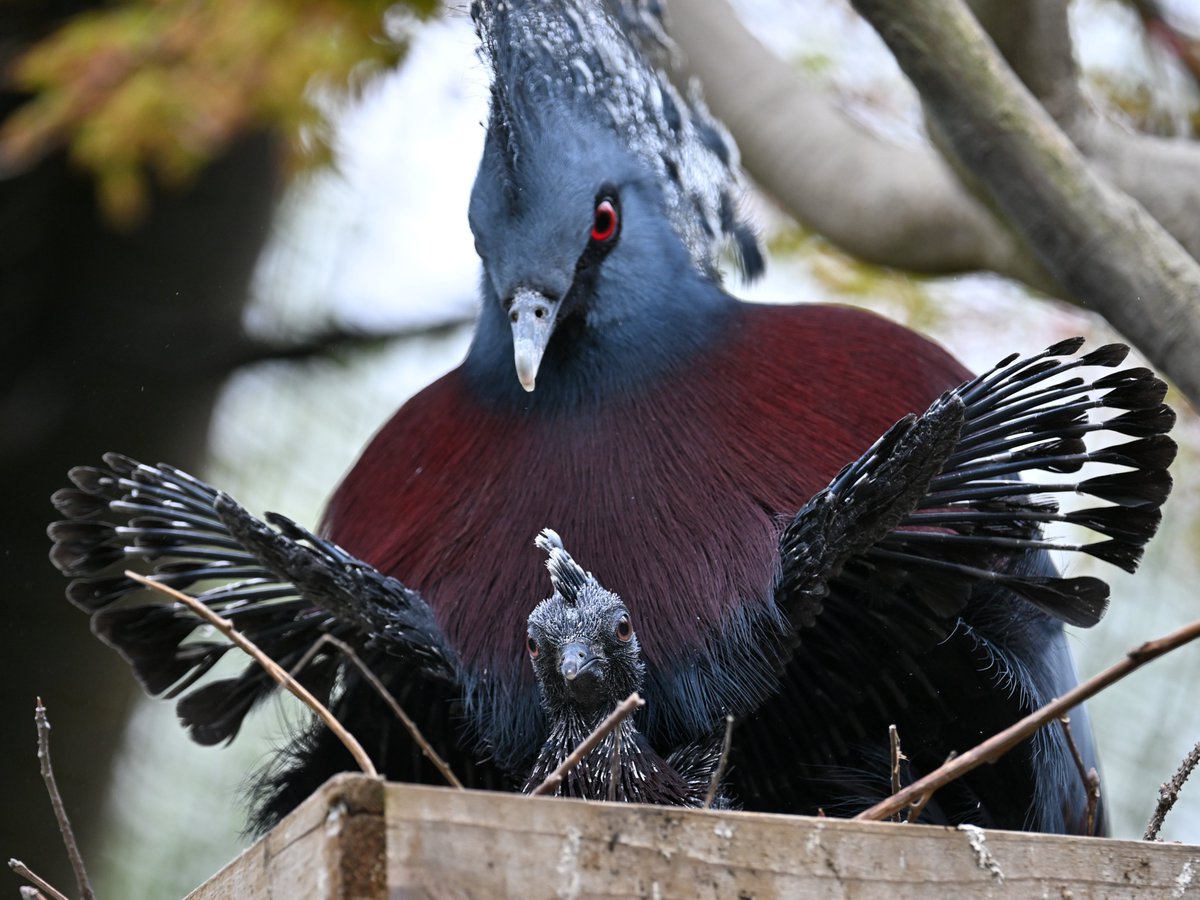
{"left": 323, "top": 305, "right": 970, "bottom": 754}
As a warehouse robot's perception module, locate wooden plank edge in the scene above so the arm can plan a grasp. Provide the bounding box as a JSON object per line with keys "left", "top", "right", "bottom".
{"left": 187, "top": 773, "right": 385, "bottom": 899}
{"left": 383, "top": 783, "right": 1200, "bottom": 898}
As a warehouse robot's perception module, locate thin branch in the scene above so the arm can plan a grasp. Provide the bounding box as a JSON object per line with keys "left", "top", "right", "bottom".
{"left": 855, "top": 618, "right": 1200, "bottom": 822}
{"left": 607, "top": 732, "right": 621, "bottom": 803}
{"left": 888, "top": 724, "right": 904, "bottom": 823}
{"left": 32, "top": 700, "right": 92, "bottom": 900}
{"left": 1131, "top": 0, "right": 1200, "bottom": 86}
{"left": 8, "top": 860, "right": 67, "bottom": 900}
{"left": 703, "top": 714, "right": 735, "bottom": 810}
{"left": 292, "top": 634, "right": 463, "bottom": 789}
{"left": 217, "top": 313, "right": 476, "bottom": 373}
{"left": 905, "top": 751, "right": 956, "bottom": 824}
{"left": 904, "top": 794, "right": 930, "bottom": 825}
{"left": 1145, "top": 738, "right": 1200, "bottom": 840}
{"left": 127, "top": 570, "right": 378, "bottom": 778}
{"left": 529, "top": 693, "right": 645, "bottom": 797}
{"left": 1058, "top": 715, "right": 1101, "bottom": 837}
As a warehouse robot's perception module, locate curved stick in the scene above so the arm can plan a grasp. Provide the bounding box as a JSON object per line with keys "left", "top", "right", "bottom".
{"left": 856, "top": 618, "right": 1200, "bottom": 823}
{"left": 529, "top": 693, "right": 645, "bottom": 797}
{"left": 127, "top": 570, "right": 378, "bottom": 779}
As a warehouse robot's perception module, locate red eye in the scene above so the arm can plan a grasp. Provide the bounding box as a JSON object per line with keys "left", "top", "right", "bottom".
{"left": 527, "top": 636, "right": 540, "bottom": 658}
{"left": 591, "top": 199, "right": 618, "bottom": 243}
{"left": 615, "top": 615, "right": 633, "bottom": 642}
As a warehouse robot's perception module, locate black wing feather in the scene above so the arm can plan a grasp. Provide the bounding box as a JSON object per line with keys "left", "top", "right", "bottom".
{"left": 48, "top": 455, "right": 457, "bottom": 746}
{"left": 777, "top": 339, "right": 1175, "bottom": 631}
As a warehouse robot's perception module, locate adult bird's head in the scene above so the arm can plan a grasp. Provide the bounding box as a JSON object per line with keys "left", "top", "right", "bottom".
{"left": 526, "top": 529, "right": 644, "bottom": 716}
{"left": 467, "top": 0, "right": 763, "bottom": 396}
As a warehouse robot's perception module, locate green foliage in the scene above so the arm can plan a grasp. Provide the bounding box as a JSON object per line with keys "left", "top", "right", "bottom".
{"left": 0, "top": 0, "right": 439, "bottom": 225}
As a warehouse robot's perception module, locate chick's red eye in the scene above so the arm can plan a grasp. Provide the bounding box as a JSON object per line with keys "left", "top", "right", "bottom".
{"left": 591, "top": 199, "right": 618, "bottom": 243}
{"left": 615, "top": 615, "right": 633, "bottom": 642}
{"left": 526, "top": 636, "right": 539, "bottom": 658}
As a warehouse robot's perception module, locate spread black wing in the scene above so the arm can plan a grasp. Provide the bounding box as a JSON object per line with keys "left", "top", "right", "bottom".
{"left": 48, "top": 454, "right": 458, "bottom": 747}
{"left": 734, "top": 338, "right": 1174, "bottom": 830}
{"left": 778, "top": 337, "right": 1174, "bottom": 633}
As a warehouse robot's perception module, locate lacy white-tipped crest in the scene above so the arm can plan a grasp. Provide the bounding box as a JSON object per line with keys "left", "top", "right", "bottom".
{"left": 535, "top": 527, "right": 591, "bottom": 605}
{"left": 534, "top": 527, "right": 564, "bottom": 554}
{"left": 471, "top": 0, "right": 763, "bottom": 281}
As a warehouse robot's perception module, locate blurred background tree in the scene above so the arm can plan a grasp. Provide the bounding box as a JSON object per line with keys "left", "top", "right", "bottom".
{"left": 3, "top": 0, "right": 1198, "bottom": 895}
{"left": 0, "top": 0, "right": 435, "bottom": 892}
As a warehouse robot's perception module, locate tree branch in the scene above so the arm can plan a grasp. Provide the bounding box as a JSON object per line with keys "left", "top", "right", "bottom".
{"left": 662, "top": 0, "right": 1052, "bottom": 288}
{"left": 1058, "top": 714, "right": 1101, "bottom": 837}
{"left": 888, "top": 724, "right": 905, "bottom": 823}
{"left": 528, "top": 693, "right": 645, "bottom": 797}
{"left": 968, "top": 0, "right": 1200, "bottom": 265}
{"left": 965, "top": 0, "right": 1084, "bottom": 120}
{"left": 670, "top": 0, "right": 1200, "bottom": 406}
{"left": 849, "top": 0, "right": 1200, "bottom": 407}
{"left": 127, "top": 571, "right": 379, "bottom": 779}
{"left": 215, "top": 313, "right": 476, "bottom": 373}
{"left": 854, "top": 618, "right": 1200, "bottom": 823}
{"left": 8, "top": 860, "right": 68, "bottom": 900}
{"left": 1145, "top": 738, "right": 1200, "bottom": 840}
{"left": 31, "top": 700, "right": 93, "bottom": 900}
{"left": 291, "top": 634, "right": 464, "bottom": 790}
{"left": 702, "top": 714, "right": 734, "bottom": 811}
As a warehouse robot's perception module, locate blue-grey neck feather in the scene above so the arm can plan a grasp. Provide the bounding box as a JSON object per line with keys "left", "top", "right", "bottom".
{"left": 471, "top": 0, "right": 764, "bottom": 281}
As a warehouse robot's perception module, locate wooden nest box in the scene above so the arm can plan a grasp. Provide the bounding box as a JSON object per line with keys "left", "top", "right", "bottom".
{"left": 188, "top": 774, "right": 1200, "bottom": 898}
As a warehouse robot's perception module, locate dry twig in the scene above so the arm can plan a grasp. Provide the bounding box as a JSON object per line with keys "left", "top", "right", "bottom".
{"left": 1145, "top": 738, "right": 1200, "bottom": 840}
{"left": 888, "top": 724, "right": 905, "bottom": 822}
{"left": 529, "top": 693, "right": 645, "bottom": 797}
{"left": 1130, "top": 0, "right": 1200, "bottom": 85}
{"left": 904, "top": 751, "right": 955, "bottom": 824}
{"left": 292, "top": 634, "right": 463, "bottom": 789}
{"left": 8, "top": 860, "right": 67, "bottom": 900}
{"left": 127, "top": 570, "right": 378, "bottom": 778}
{"left": 703, "top": 714, "right": 735, "bottom": 810}
{"left": 1059, "top": 715, "right": 1102, "bottom": 836}
{"left": 855, "top": 618, "right": 1200, "bottom": 823}
{"left": 33, "top": 699, "right": 93, "bottom": 900}
{"left": 221, "top": 314, "right": 476, "bottom": 373}
{"left": 607, "top": 735, "right": 621, "bottom": 803}
{"left": 904, "top": 793, "right": 929, "bottom": 824}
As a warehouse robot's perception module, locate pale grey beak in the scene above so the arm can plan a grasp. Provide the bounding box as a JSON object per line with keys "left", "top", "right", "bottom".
{"left": 559, "top": 642, "right": 595, "bottom": 682}
{"left": 510, "top": 288, "right": 560, "bottom": 392}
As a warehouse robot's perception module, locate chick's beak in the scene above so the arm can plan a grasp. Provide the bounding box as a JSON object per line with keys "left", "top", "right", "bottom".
{"left": 559, "top": 642, "right": 599, "bottom": 682}
{"left": 510, "top": 288, "right": 560, "bottom": 392}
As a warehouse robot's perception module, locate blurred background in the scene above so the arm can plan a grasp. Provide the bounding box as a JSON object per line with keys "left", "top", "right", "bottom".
{"left": 3, "top": 0, "right": 1198, "bottom": 895}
